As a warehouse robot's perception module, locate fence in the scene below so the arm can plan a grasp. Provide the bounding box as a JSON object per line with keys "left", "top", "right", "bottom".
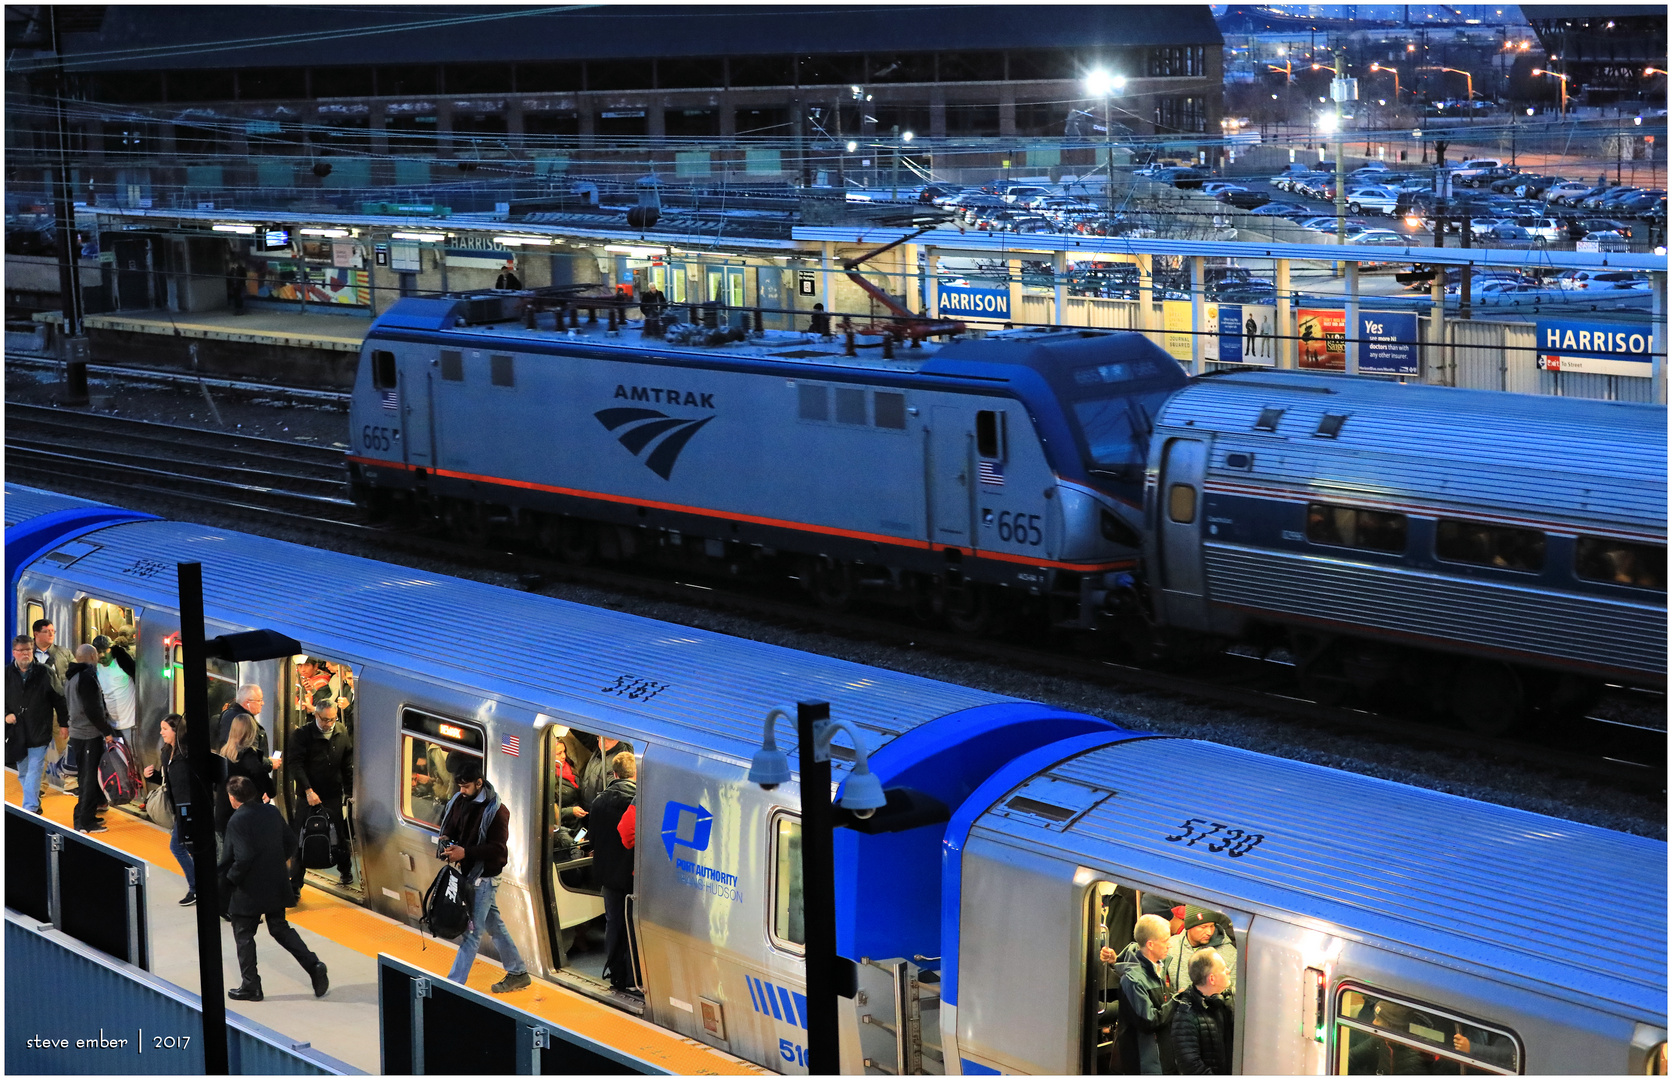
{"left": 4, "top": 911, "right": 355, "bottom": 1074}
{"left": 377, "top": 953, "right": 658, "bottom": 1075}
{"left": 6, "top": 803, "right": 149, "bottom": 968}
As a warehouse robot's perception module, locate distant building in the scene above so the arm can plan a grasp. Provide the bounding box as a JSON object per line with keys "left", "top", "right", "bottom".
{"left": 1522, "top": 7, "right": 1668, "bottom": 105}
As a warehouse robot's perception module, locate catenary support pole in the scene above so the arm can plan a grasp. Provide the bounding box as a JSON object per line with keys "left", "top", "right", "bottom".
{"left": 798, "top": 699, "right": 838, "bottom": 1075}
{"left": 179, "top": 562, "right": 230, "bottom": 1075}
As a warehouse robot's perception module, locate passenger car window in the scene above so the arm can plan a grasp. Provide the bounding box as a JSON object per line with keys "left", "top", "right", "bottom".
{"left": 1168, "top": 483, "right": 1197, "bottom": 524}
{"left": 400, "top": 710, "right": 484, "bottom": 828}
{"left": 1305, "top": 502, "right": 1407, "bottom": 554}
{"left": 769, "top": 813, "right": 805, "bottom": 952}
{"left": 1334, "top": 986, "right": 1518, "bottom": 1075}
{"left": 1435, "top": 519, "right": 1546, "bottom": 572}
{"left": 1574, "top": 536, "right": 1666, "bottom": 591}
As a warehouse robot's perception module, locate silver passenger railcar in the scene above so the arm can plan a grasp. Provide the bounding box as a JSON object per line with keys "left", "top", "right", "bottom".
{"left": 7, "top": 486, "right": 1665, "bottom": 1075}
{"left": 1143, "top": 371, "right": 1667, "bottom": 732}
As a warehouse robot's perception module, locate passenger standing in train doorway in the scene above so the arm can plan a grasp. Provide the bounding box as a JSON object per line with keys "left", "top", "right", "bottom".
{"left": 438, "top": 754, "right": 531, "bottom": 994}
{"left": 1160, "top": 907, "right": 1238, "bottom": 995}
{"left": 92, "top": 635, "right": 137, "bottom": 740}
{"left": 1167, "top": 948, "right": 1234, "bottom": 1074}
{"left": 288, "top": 702, "right": 354, "bottom": 891}
{"left": 1103, "top": 913, "right": 1175, "bottom": 1074}
{"left": 587, "top": 752, "right": 640, "bottom": 996}
{"left": 577, "top": 734, "right": 633, "bottom": 812}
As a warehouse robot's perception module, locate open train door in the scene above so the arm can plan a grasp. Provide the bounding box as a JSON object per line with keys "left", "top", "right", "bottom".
{"left": 1154, "top": 437, "right": 1209, "bottom": 628}
{"left": 278, "top": 654, "right": 365, "bottom": 898}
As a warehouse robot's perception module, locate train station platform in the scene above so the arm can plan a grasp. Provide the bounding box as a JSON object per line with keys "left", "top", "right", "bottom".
{"left": 31, "top": 308, "right": 366, "bottom": 388}
{"left": 2, "top": 772, "right": 762, "bottom": 1075}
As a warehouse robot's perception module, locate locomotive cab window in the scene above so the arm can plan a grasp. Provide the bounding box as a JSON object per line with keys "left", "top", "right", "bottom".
{"left": 977, "top": 409, "right": 1007, "bottom": 460}
{"left": 768, "top": 812, "right": 805, "bottom": 953}
{"left": 1574, "top": 536, "right": 1666, "bottom": 591}
{"left": 401, "top": 709, "right": 484, "bottom": 829}
{"left": 1334, "top": 986, "right": 1519, "bottom": 1075}
{"left": 371, "top": 349, "right": 396, "bottom": 389}
{"left": 1435, "top": 519, "right": 1546, "bottom": 572}
{"left": 1306, "top": 503, "right": 1407, "bottom": 554}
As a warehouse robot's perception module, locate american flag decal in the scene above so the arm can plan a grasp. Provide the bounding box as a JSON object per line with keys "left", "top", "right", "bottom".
{"left": 501, "top": 734, "right": 520, "bottom": 757}
{"left": 978, "top": 459, "right": 1005, "bottom": 486}
{"left": 380, "top": 388, "right": 399, "bottom": 412}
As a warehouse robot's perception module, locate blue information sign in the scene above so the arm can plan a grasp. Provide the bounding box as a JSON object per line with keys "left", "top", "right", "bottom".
{"left": 1358, "top": 310, "right": 1419, "bottom": 375}
{"left": 938, "top": 282, "right": 1010, "bottom": 320}
{"left": 1534, "top": 318, "right": 1655, "bottom": 377}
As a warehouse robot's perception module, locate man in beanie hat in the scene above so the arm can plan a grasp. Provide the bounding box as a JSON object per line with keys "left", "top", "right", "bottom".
{"left": 1161, "top": 906, "right": 1238, "bottom": 996}
{"left": 436, "top": 752, "right": 530, "bottom": 993}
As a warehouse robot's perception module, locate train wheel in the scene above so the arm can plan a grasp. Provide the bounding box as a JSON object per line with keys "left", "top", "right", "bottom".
{"left": 1450, "top": 661, "right": 1524, "bottom": 736}
{"left": 944, "top": 582, "right": 994, "bottom": 636}
{"left": 809, "top": 559, "right": 853, "bottom": 611}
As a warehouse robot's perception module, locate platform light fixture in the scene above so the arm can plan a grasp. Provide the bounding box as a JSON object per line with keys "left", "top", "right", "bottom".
{"left": 299, "top": 227, "right": 350, "bottom": 238}
{"left": 211, "top": 223, "right": 257, "bottom": 234}
{"left": 604, "top": 244, "right": 667, "bottom": 258}
{"left": 390, "top": 230, "right": 447, "bottom": 242}
{"left": 491, "top": 235, "right": 554, "bottom": 246}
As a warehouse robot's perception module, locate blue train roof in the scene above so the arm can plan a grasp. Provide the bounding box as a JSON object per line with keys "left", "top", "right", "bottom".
{"left": 4, "top": 485, "right": 113, "bottom": 527}
{"left": 947, "top": 734, "right": 1666, "bottom": 1020}
{"left": 1160, "top": 372, "right": 1668, "bottom": 534}
{"left": 4, "top": 485, "right": 158, "bottom": 636}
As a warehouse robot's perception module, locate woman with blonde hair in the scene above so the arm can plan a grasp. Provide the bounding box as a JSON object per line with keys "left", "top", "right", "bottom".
{"left": 214, "top": 713, "right": 275, "bottom": 837}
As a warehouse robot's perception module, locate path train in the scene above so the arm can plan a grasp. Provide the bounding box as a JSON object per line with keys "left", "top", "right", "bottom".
{"left": 343, "top": 297, "right": 1666, "bottom": 734}
{"left": 6, "top": 485, "right": 1666, "bottom": 1075}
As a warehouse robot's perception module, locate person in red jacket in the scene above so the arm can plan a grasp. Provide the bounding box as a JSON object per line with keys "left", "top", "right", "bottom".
{"left": 437, "top": 754, "right": 530, "bottom": 994}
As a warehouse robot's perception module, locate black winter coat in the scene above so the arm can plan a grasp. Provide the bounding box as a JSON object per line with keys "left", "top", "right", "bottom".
{"left": 1169, "top": 986, "right": 1234, "bottom": 1074}
{"left": 220, "top": 801, "right": 298, "bottom": 916}
{"left": 216, "top": 701, "right": 270, "bottom": 758}
{"left": 6, "top": 660, "right": 66, "bottom": 749}
{"left": 146, "top": 742, "right": 194, "bottom": 815}
{"left": 289, "top": 720, "right": 352, "bottom": 802}
{"left": 588, "top": 777, "right": 637, "bottom": 893}
{"left": 437, "top": 782, "right": 511, "bottom": 878}
{"left": 215, "top": 749, "right": 275, "bottom": 833}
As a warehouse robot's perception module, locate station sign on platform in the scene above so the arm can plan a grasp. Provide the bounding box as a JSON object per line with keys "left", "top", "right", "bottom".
{"left": 938, "top": 281, "right": 1010, "bottom": 321}
{"left": 1535, "top": 318, "right": 1656, "bottom": 377}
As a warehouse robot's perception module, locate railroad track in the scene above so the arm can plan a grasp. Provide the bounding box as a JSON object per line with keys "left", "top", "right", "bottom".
{"left": 6, "top": 401, "right": 1664, "bottom": 798}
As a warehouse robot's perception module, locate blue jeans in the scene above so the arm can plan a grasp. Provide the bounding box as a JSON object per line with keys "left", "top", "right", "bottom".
{"left": 446, "top": 875, "right": 525, "bottom": 983}
{"left": 169, "top": 816, "right": 197, "bottom": 891}
{"left": 20, "top": 744, "right": 47, "bottom": 813}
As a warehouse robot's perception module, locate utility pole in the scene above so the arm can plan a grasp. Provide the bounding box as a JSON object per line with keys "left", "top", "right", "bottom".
{"left": 1334, "top": 44, "right": 1349, "bottom": 248}
{"left": 46, "top": 7, "right": 89, "bottom": 405}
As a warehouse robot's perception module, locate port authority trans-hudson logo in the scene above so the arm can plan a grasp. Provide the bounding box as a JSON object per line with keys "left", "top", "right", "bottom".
{"left": 661, "top": 801, "right": 740, "bottom": 903}
{"left": 594, "top": 384, "right": 716, "bottom": 480}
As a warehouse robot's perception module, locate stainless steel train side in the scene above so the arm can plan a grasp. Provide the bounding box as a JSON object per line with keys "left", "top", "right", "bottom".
{"left": 944, "top": 735, "right": 1667, "bottom": 1075}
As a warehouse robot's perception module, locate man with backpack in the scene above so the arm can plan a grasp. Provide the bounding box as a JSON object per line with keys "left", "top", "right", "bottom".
{"left": 436, "top": 754, "right": 530, "bottom": 994}
{"left": 288, "top": 702, "right": 354, "bottom": 890}
{"left": 1101, "top": 913, "right": 1176, "bottom": 1074}
{"left": 64, "top": 644, "right": 116, "bottom": 833}
{"left": 6, "top": 634, "right": 67, "bottom": 814}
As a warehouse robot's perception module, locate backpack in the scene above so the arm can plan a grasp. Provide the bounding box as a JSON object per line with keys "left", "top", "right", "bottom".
{"left": 98, "top": 740, "right": 143, "bottom": 807}
{"left": 420, "top": 863, "right": 473, "bottom": 940}
{"left": 299, "top": 807, "right": 339, "bottom": 869}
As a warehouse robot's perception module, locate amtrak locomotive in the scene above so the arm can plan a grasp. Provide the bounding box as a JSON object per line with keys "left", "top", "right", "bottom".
{"left": 7, "top": 486, "right": 1666, "bottom": 1075}
{"left": 343, "top": 294, "right": 1666, "bottom": 734}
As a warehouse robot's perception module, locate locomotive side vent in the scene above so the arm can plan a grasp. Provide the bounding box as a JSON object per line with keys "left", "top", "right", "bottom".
{"left": 1315, "top": 413, "right": 1349, "bottom": 439}
{"left": 1253, "top": 407, "right": 1285, "bottom": 432}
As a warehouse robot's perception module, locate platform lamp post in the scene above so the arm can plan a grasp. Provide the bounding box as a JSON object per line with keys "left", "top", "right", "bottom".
{"left": 1531, "top": 68, "right": 1569, "bottom": 119}
{"left": 1085, "top": 69, "right": 1127, "bottom": 217}
{"left": 178, "top": 561, "right": 301, "bottom": 1076}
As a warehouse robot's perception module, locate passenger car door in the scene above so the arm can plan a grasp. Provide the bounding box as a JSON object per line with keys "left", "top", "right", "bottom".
{"left": 1158, "top": 438, "right": 1208, "bottom": 598}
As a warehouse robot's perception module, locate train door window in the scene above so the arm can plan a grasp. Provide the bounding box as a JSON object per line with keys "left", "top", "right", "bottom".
{"left": 874, "top": 391, "right": 907, "bottom": 430}
{"left": 1168, "top": 483, "right": 1197, "bottom": 524}
{"left": 1574, "top": 536, "right": 1667, "bottom": 591}
{"left": 24, "top": 599, "right": 44, "bottom": 639}
{"left": 78, "top": 598, "right": 135, "bottom": 648}
{"left": 490, "top": 353, "right": 515, "bottom": 387}
{"left": 976, "top": 409, "right": 1006, "bottom": 460}
{"left": 400, "top": 709, "right": 484, "bottom": 829}
{"left": 371, "top": 350, "right": 396, "bottom": 389}
{"left": 768, "top": 812, "right": 805, "bottom": 953}
{"left": 439, "top": 349, "right": 464, "bottom": 382}
{"left": 798, "top": 383, "right": 829, "bottom": 422}
{"left": 167, "top": 638, "right": 236, "bottom": 717}
{"left": 1334, "top": 986, "right": 1518, "bottom": 1075}
{"left": 1435, "top": 519, "right": 1546, "bottom": 572}
{"left": 1305, "top": 502, "right": 1407, "bottom": 554}
{"left": 835, "top": 386, "right": 866, "bottom": 425}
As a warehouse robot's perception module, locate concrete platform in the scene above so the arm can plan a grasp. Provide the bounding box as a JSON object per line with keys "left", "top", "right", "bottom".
{"left": 4, "top": 771, "right": 761, "bottom": 1075}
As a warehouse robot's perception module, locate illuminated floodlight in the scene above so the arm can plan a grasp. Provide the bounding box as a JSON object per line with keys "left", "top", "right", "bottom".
{"left": 211, "top": 223, "right": 257, "bottom": 234}
{"left": 390, "top": 231, "right": 447, "bottom": 242}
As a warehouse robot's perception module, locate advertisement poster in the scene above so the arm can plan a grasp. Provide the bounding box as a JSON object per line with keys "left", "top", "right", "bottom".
{"left": 1208, "top": 303, "right": 1278, "bottom": 366}
{"left": 1358, "top": 311, "right": 1420, "bottom": 375}
{"left": 1534, "top": 318, "right": 1655, "bottom": 377}
{"left": 1297, "top": 307, "right": 1346, "bottom": 370}
{"left": 246, "top": 260, "right": 369, "bottom": 306}
{"left": 1162, "top": 300, "right": 1194, "bottom": 362}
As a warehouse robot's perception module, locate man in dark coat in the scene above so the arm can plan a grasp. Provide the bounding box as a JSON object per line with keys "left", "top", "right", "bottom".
{"left": 587, "top": 752, "right": 639, "bottom": 993}
{"left": 220, "top": 775, "right": 329, "bottom": 1002}
{"left": 1103, "top": 913, "right": 1174, "bottom": 1074}
{"left": 1168, "top": 947, "right": 1234, "bottom": 1074}
{"left": 288, "top": 702, "right": 354, "bottom": 890}
{"left": 217, "top": 684, "right": 270, "bottom": 758}
{"left": 577, "top": 734, "right": 632, "bottom": 812}
{"left": 6, "top": 635, "right": 67, "bottom": 813}
{"left": 63, "top": 644, "right": 116, "bottom": 833}
{"left": 437, "top": 754, "right": 530, "bottom": 994}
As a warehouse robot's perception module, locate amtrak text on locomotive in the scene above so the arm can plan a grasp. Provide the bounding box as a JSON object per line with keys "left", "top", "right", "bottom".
{"left": 614, "top": 385, "right": 715, "bottom": 408}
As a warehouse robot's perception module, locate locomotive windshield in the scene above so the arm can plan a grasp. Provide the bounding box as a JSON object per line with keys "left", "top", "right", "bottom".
{"left": 1054, "top": 354, "right": 1186, "bottom": 498}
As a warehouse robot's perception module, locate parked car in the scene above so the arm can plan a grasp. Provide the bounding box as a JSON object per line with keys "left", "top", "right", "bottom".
{"left": 1579, "top": 230, "right": 1632, "bottom": 252}
{"left": 1512, "top": 216, "right": 1564, "bottom": 242}
{"left": 1346, "top": 186, "right": 1402, "bottom": 215}
{"left": 1569, "top": 217, "right": 1633, "bottom": 240}
{"left": 1248, "top": 201, "right": 1312, "bottom": 218}
{"left": 1201, "top": 181, "right": 1246, "bottom": 197}
{"left": 1481, "top": 223, "right": 1536, "bottom": 247}
{"left": 1459, "top": 165, "right": 1522, "bottom": 188}
{"left": 1000, "top": 184, "right": 1052, "bottom": 205}
{"left": 1557, "top": 269, "right": 1648, "bottom": 290}
{"left": 1511, "top": 175, "right": 1563, "bottom": 199}
{"left": 1543, "top": 181, "right": 1598, "bottom": 205}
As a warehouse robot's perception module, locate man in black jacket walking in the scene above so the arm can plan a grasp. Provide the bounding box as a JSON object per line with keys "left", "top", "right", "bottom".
{"left": 587, "top": 752, "right": 639, "bottom": 994}
{"left": 6, "top": 635, "right": 66, "bottom": 813}
{"left": 288, "top": 702, "right": 354, "bottom": 890}
{"left": 220, "top": 775, "right": 329, "bottom": 1002}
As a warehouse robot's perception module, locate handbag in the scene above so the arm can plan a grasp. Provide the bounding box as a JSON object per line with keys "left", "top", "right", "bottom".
{"left": 145, "top": 783, "right": 175, "bottom": 828}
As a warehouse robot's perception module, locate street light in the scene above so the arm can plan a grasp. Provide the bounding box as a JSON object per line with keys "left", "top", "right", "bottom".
{"left": 1531, "top": 68, "right": 1569, "bottom": 117}
{"left": 1084, "top": 69, "right": 1127, "bottom": 216}
{"left": 1420, "top": 65, "right": 1475, "bottom": 106}
{"left": 1369, "top": 62, "right": 1403, "bottom": 102}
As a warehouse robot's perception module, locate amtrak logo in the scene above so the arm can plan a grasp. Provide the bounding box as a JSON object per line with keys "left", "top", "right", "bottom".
{"left": 594, "top": 408, "right": 714, "bottom": 480}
